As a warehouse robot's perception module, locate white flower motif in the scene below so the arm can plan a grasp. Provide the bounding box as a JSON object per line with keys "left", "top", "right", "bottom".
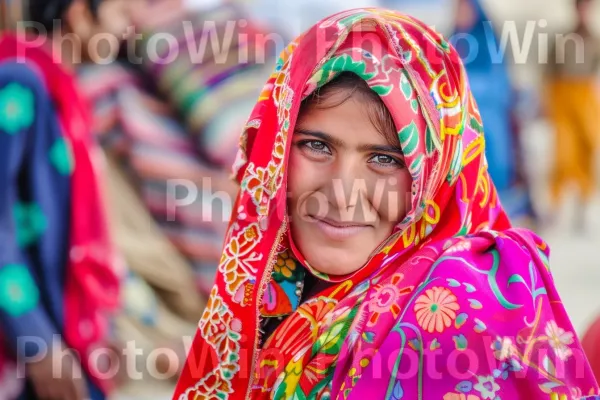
{"left": 237, "top": 205, "right": 247, "bottom": 220}
{"left": 545, "top": 320, "right": 574, "bottom": 361}
{"left": 474, "top": 375, "right": 500, "bottom": 399}
{"left": 491, "top": 336, "right": 515, "bottom": 361}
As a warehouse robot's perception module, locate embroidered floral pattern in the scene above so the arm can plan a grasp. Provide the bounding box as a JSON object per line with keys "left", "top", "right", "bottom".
{"left": 367, "top": 273, "right": 412, "bottom": 326}
{"left": 414, "top": 286, "right": 460, "bottom": 333}
{"left": 473, "top": 375, "right": 500, "bottom": 400}
{"left": 219, "top": 223, "right": 263, "bottom": 298}
{"left": 545, "top": 320, "right": 575, "bottom": 361}
{"left": 491, "top": 336, "right": 516, "bottom": 362}
{"left": 273, "top": 250, "right": 300, "bottom": 281}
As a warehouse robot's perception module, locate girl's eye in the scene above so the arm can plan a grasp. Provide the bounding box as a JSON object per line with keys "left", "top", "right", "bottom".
{"left": 302, "top": 140, "right": 331, "bottom": 154}
{"left": 369, "top": 154, "right": 400, "bottom": 166}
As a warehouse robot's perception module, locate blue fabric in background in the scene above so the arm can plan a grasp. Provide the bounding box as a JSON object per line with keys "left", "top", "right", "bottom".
{"left": 451, "top": 0, "right": 516, "bottom": 193}
{"left": 0, "top": 60, "right": 104, "bottom": 399}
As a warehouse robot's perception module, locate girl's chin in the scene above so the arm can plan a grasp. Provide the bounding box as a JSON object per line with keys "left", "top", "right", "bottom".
{"left": 304, "top": 251, "right": 369, "bottom": 277}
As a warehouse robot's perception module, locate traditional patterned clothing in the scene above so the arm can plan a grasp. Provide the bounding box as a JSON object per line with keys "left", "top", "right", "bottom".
{"left": 0, "top": 33, "right": 121, "bottom": 399}
{"left": 173, "top": 9, "right": 598, "bottom": 400}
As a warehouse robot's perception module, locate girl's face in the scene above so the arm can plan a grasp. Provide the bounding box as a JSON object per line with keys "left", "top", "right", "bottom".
{"left": 288, "top": 90, "right": 412, "bottom": 276}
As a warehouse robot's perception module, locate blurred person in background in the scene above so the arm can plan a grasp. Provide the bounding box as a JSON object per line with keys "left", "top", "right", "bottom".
{"left": 77, "top": 0, "right": 276, "bottom": 394}
{"left": 544, "top": 0, "right": 600, "bottom": 232}
{"left": 0, "top": 0, "right": 124, "bottom": 398}
{"left": 452, "top": 0, "right": 538, "bottom": 228}
{"left": 2, "top": 0, "right": 277, "bottom": 397}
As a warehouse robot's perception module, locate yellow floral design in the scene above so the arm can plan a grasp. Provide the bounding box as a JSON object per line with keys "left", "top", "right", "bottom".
{"left": 274, "top": 250, "right": 297, "bottom": 280}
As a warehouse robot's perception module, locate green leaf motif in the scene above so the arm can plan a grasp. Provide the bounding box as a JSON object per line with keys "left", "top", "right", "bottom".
{"left": 453, "top": 334, "right": 468, "bottom": 350}
{"left": 468, "top": 299, "right": 483, "bottom": 310}
{"left": 429, "top": 338, "right": 441, "bottom": 351}
{"left": 319, "top": 54, "right": 376, "bottom": 84}
{"left": 425, "top": 126, "right": 435, "bottom": 154}
{"left": 508, "top": 274, "right": 527, "bottom": 286}
{"left": 315, "top": 320, "right": 345, "bottom": 355}
{"left": 440, "top": 39, "right": 451, "bottom": 52}
{"left": 447, "top": 278, "right": 461, "bottom": 287}
{"left": 455, "top": 313, "right": 468, "bottom": 329}
{"left": 362, "top": 331, "right": 375, "bottom": 344}
{"left": 409, "top": 154, "right": 424, "bottom": 175}
{"left": 400, "top": 71, "right": 413, "bottom": 100}
{"left": 469, "top": 117, "right": 484, "bottom": 134}
{"left": 408, "top": 338, "right": 422, "bottom": 351}
{"left": 474, "top": 318, "right": 487, "bottom": 333}
{"left": 398, "top": 121, "right": 419, "bottom": 156}
{"left": 463, "top": 283, "right": 476, "bottom": 293}
{"left": 371, "top": 85, "right": 393, "bottom": 96}
{"left": 410, "top": 99, "right": 419, "bottom": 113}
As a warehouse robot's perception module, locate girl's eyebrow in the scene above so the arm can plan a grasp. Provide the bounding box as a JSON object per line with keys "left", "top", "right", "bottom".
{"left": 358, "top": 144, "right": 404, "bottom": 155}
{"left": 295, "top": 129, "right": 403, "bottom": 156}
{"left": 295, "top": 129, "right": 345, "bottom": 147}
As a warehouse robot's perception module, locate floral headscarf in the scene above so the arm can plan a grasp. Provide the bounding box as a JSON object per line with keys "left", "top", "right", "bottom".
{"left": 174, "top": 9, "right": 599, "bottom": 400}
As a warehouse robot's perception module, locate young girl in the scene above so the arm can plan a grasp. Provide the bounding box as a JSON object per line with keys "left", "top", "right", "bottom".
{"left": 173, "top": 9, "right": 599, "bottom": 399}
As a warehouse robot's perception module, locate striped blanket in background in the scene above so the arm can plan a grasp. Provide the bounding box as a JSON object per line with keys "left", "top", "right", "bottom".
{"left": 79, "top": 62, "right": 235, "bottom": 295}
{"left": 138, "top": 2, "right": 275, "bottom": 168}
{"left": 79, "top": 2, "right": 276, "bottom": 295}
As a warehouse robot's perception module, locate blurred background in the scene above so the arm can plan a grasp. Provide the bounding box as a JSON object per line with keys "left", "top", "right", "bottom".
{"left": 1, "top": 0, "right": 600, "bottom": 398}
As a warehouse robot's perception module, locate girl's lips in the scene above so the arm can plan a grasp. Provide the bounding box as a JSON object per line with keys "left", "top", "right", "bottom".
{"left": 308, "top": 215, "right": 372, "bottom": 241}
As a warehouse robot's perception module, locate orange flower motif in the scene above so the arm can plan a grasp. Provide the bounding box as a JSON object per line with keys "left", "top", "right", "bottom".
{"left": 367, "top": 273, "right": 413, "bottom": 327}
{"left": 273, "top": 132, "right": 285, "bottom": 160}
{"left": 414, "top": 287, "right": 460, "bottom": 333}
{"left": 200, "top": 288, "right": 233, "bottom": 348}
{"left": 219, "top": 223, "right": 262, "bottom": 296}
{"left": 243, "top": 166, "right": 269, "bottom": 212}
